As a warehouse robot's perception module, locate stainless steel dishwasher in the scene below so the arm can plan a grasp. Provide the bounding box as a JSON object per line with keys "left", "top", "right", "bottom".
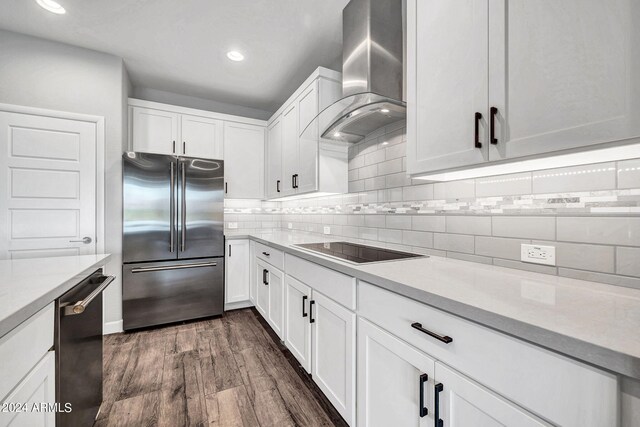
{"left": 55, "top": 269, "right": 114, "bottom": 427}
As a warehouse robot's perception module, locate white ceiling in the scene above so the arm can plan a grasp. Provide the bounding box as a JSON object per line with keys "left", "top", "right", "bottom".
{"left": 0, "top": 0, "right": 349, "bottom": 114}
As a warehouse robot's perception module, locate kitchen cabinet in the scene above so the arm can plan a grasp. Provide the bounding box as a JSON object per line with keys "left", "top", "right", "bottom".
{"left": 223, "top": 122, "right": 265, "bottom": 199}
{"left": 311, "top": 290, "right": 356, "bottom": 426}
{"left": 284, "top": 275, "right": 312, "bottom": 373}
{"left": 357, "top": 318, "right": 435, "bottom": 427}
{"left": 255, "top": 258, "right": 284, "bottom": 339}
{"left": 249, "top": 240, "right": 257, "bottom": 304}
{"left": 265, "top": 67, "right": 346, "bottom": 200}
{"left": 131, "top": 106, "right": 179, "bottom": 155}
{"left": 434, "top": 362, "right": 547, "bottom": 427}
{"left": 225, "top": 239, "right": 250, "bottom": 308}
{"left": 266, "top": 116, "right": 283, "bottom": 199}
{"left": 180, "top": 115, "right": 223, "bottom": 159}
{"left": 407, "top": 0, "right": 640, "bottom": 176}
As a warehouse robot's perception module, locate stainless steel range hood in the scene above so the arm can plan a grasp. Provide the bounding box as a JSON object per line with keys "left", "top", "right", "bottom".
{"left": 313, "top": 0, "right": 405, "bottom": 143}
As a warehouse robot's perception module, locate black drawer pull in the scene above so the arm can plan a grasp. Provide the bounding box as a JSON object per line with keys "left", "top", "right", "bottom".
{"left": 262, "top": 251, "right": 270, "bottom": 257}
{"left": 262, "top": 269, "right": 269, "bottom": 285}
{"left": 474, "top": 112, "right": 482, "bottom": 148}
{"left": 302, "top": 295, "right": 308, "bottom": 317}
{"left": 309, "top": 300, "right": 315, "bottom": 323}
{"left": 411, "top": 322, "right": 453, "bottom": 344}
{"left": 277, "top": 180, "right": 280, "bottom": 192}
{"left": 419, "top": 373, "right": 429, "bottom": 417}
{"left": 435, "top": 382, "right": 444, "bottom": 427}
{"left": 490, "top": 106, "right": 498, "bottom": 145}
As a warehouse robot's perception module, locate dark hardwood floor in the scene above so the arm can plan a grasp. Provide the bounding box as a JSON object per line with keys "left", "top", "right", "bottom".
{"left": 95, "top": 308, "right": 348, "bottom": 427}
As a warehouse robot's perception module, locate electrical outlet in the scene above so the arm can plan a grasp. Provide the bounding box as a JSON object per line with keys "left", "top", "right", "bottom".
{"left": 227, "top": 222, "right": 238, "bottom": 229}
{"left": 323, "top": 226, "right": 331, "bottom": 235}
{"left": 521, "top": 244, "right": 556, "bottom": 266}
{"left": 288, "top": 222, "right": 293, "bottom": 229}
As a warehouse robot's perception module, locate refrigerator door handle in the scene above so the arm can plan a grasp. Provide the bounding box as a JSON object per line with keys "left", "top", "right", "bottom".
{"left": 170, "top": 162, "right": 175, "bottom": 253}
{"left": 131, "top": 262, "right": 217, "bottom": 273}
{"left": 180, "top": 161, "right": 187, "bottom": 252}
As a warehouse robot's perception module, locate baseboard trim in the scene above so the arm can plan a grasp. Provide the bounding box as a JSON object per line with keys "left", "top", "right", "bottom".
{"left": 104, "top": 319, "right": 123, "bottom": 335}
{"left": 224, "top": 300, "right": 254, "bottom": 311}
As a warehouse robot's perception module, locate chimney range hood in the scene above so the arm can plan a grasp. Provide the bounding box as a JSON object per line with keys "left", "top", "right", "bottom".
{"left": 311, "top": 0, "right": 405, "bottom": 143}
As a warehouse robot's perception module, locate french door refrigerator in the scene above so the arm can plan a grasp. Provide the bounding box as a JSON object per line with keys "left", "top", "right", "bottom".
{"left": 122, "top": 152, "right": 224, "bottom": 330}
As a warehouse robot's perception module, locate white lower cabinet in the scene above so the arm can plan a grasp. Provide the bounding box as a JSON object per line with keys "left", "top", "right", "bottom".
{"left": 284, "top": 275, "right": 312, "bottom": 373}
{"left": 0, "top": 351, "right": 55, "bottom": 427}
{"left": 311, "top": 291, "right": 356, "bottom": 426}
{"left": 225, "top": 239, "right": 250, "bottom": 308}
{"left": 435, "top": 362, "right": 548, "bottom": 427}
{"left": 256, "top": 258, "right": 284, "bottom": 339}
{"left": 357, "top": 318, "right": 435, "bottom": 427}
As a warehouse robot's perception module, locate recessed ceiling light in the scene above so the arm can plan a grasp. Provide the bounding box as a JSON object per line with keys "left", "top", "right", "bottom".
{"left": 380, "top": 108, "right": 390, "bottom": 113}
{"left": 333, "top": 132, "right": 341, "bottom": 137}
{"left": 36, "top": 0, "right": 66, "bottom": 14}
{"left": 226, "top": 51, "right": 244, "bottom": 62}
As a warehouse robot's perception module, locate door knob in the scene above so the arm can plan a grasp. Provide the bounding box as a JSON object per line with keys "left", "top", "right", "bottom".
{"left": 69, "top": 237, "right": 92, "bottom": 244}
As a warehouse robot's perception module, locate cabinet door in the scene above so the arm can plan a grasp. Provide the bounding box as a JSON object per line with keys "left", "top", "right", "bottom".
{"left": 357, "top": 318, "right": 435, "bottom": 427}
{"left": 255, "top": 259, "right": 269, "bottom": 318}
{"left": 434, "top": 362, "right": 548, "bottom": 427}
{"left": 131, "top": 107, "right": 179, "bottom": 155}
{"left": 296, "top": 82, "right": 319, "bottom": 194}
{"left": 280, "top": 103, "right": 298, "bottom": 196}
{"left": 225, "top": 240, "right": 249, "bottom": 305}
{"left": 181, "top": 115, "right": 224, "bottom": 159}
{"left": 266, "top": 116, "right": 283, "bottom": 199}
{"left": 284, "top": 275, "right": 312, "bottom": 373}
{"left": 249, "top": 241, "right": 256, "bottom": 304}
{"left": 407, "top": 0, "right": 489, "bottom": 175}
{"left": 266, "top": 267, "right": 285, "bottom": 340}
{"left": 223, "top": 122, "right": 265, "bottom": 199}
{"left": 488, "top": 0, "right": 640, "bottom": 161}
{"left": 0, "top": 352, "right": 55, "bottom": 427}
{"left": 311, "top": 291, "right": 356, "bottom": 425}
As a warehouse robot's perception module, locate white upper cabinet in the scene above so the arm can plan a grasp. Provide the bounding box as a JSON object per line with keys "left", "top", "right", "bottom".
{"left": 131, "top": 106, "right": 179, "bottom": 155}
{"left": 264, "top": 67, "right": 346, "bottom": 200}
{"left": 180, "top": 115, "right": 223, "bottom": 159}
{"left": 223, "top": 122, "right": 265, "bottom": 199}
{"left": 407, "top": 0, "right": 489, "bottom": 173}
{"left": 488, "top": 0, "right": 640, "bottom": 161}
{"left": 266, "top": 116, "right": 283, "bottom": 199}
{"left": 407, "top": 0, "right": 640, "bottom": 176}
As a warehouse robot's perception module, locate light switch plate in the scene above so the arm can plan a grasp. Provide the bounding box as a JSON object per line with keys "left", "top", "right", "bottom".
{"left": 227, "top": 222, "right": 238, "bottom": 229}
{"left": 521, "top": 244, "right": 556, "bottom": 266}
{"left": 323, "top": 226, "right": 331, "bottom": 235}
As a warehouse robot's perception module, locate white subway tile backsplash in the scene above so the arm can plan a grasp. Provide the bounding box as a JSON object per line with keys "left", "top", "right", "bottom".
{"left": 402, "top": 230, "right": 434, "bottom": 248}
{"left": 403, "top": 184, "right": 434, "bottom": 201}
{"left": 434, "top": 233, "right": 475, "bottom": 254}
{"left": 446, "top": 216, "right": 491, "bottom": 236}
{"left": 365, "top": 176, "right": 386, "bottom": 191}
{"left": 557, "top": 217, "right": 640, "bottom": 246}
{"left": 434, "top": 180, "right": 475, "bottom": 199}
{"left": 547, "top": 241, "right": 615, "bottom": 274}
{"left": 386, "top": 172, "right": 412, "bottom": 188}
{"left": 385, "top": 143, "right": 406, "bottom": 160}
{"left": 475, "top": 236, "right": 530, "bottom": 260}
{"left": 532, "top": 163, "right": 616, "bottom": 193}
{"left": 616, "top": 247, "right": 640, "bottom": 277}
{"left": 476, "top": 172, "right": 532, "bottom": 197}
{"left": 412, "top": 216, "right": 446, "bottom": 232}
{"left": 364, "top": 149, "right": 386, "bottom": 166}
{"left": 492, "top": 216, "right": 556, "bottom": 240}
{"left": 359, "top": 164, "right": 378, "bottom": 179}
{"left": 364, "top": 215, "right": 385, "bottom": 228}
{"left": 386, "top": 215, "right": 412, "bottom": 230}
{"left": 378, "top": 228, "right": 403, "bottom": 244}
{"left": 378, "top": 158, "right": 404, "bottom": 175}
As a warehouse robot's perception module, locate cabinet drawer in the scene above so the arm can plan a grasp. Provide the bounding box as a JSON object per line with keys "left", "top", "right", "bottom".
{"left": 0, "top": 303, "right": 54, "bottom": 401}
{"left": 255, "top": 242, "right": 284, "bottom": 270}
{"left": 358, "top": 282, "right": 617, "bottom": 427}
{"left": 286, "top": 255, "right": 355, "bottom": 310}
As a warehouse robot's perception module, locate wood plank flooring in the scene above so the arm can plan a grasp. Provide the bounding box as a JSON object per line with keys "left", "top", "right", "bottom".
{"left": 96, "top": 308, "right": 348, "bottom": 427}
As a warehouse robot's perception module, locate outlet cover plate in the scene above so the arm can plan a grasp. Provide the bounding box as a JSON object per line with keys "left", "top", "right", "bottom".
{"left": 288, "top": 223, "right": 293, "bottom": 229}
{"left": 323, "top": 226, "right": 331, "bottom": 235}
{"left": 227, "top": 222, "right": 238, "bottom": 229}
{"left": 521, "top": 244, "right": 556, "bottom": 266}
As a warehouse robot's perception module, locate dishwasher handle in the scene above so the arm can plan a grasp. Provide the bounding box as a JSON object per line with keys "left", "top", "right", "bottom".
{"left": 62, "top": 275, "right": 115, "bottom": 316}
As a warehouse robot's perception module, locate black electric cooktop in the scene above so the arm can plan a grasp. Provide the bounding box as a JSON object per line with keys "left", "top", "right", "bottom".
{"left": 295, "top": 241, "right": 426, "bottom": 264}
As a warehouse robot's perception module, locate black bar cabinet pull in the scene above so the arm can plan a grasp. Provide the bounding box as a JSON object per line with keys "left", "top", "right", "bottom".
{"left": 172, "top": 140, "right": 176, "bottom": 153}
{"left": 262, "top": 269, "right": 269, "bottom": 285}
{"left": 419, "top": 373, "right": 429, "bottom": 417}
{"left": 262, "top": 251, "right": 270, "bottom": 257}
{"left": 277, "top": 180, "right": 280, "bottom": 192}
{"left": 302, "top": 295, "right": 308, "bottom": 317}
{"left": 292, "top": 174, "right": 296, "bottom": 189}
{"left": 225, "top": 182, "right": 228, "bottom": 194}
{"left": 309, "top": 300, "right": 315, "bottom": 323}
{"left": 183, "top": 141, "right": 186, "bottom": 154}
{"left": 228, "top": 244, "right": 231, "bottom": 256}
{"left": 434, "top": 383, "right": 444, "bottom": 427}
{"left": 490, "top": 106, "right": 498, "bottom": 144}
{"left": 411, "top": 322, "right": 453, "bottom": 344}
{"left": 474, "top": 112, "right": 482, "bottom": 148}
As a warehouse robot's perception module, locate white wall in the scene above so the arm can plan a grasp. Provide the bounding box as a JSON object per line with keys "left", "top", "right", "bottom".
{"left": 0, "top": 30, "right": 129, "bottom": 331}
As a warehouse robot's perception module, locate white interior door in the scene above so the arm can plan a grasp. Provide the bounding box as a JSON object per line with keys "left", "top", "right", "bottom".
{"left": 407, "top": 0, "right": 489, "bottom": 175}
{"left": 0, "top": 111, "right": 97, "bottom": 259}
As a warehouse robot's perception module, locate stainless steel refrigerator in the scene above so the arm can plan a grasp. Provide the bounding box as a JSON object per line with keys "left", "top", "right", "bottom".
{"left": 122, "top": 152, "right": 224, "bottom": 330}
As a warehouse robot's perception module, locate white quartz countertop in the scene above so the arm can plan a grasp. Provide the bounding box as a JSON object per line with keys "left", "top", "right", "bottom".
{"left": 227, "top": 231, "right": 640, "bottom": 379}
{"left": 0, "top": 254, "right": 112, "bottom": 338}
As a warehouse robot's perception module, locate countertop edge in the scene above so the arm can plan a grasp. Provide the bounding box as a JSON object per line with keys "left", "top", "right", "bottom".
{"left": 0, "top": 254, "right": 113, "bottom": 339}
{"left": 228, "top": 234, "right": 639, "bottom": 379}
